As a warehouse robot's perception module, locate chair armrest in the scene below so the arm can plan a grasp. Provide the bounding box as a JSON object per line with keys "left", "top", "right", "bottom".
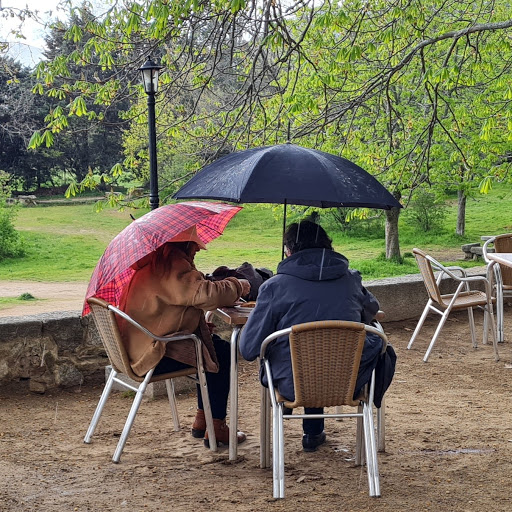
{"left": 429, "top": 258, "right": 468, "bottom": 280}
{"left": 108, "top": 304, "right": 199, "bottom": 344}
{"left": 443, "top": 266, "right": 468, "bottom": 278}
{"left": 482, "top": 237, "right": 496, "bottom": 263}
{"left": 158, "top": 331, "right": 200, "bottom": 344}
{"left": 435, "top": 264, "right": 488, "bottom": 285}
{"left": 365, "top": 323, "right": 389, "bottom": 354}
{"left": 374, "top": 310, "right": 385, "bottom": 322}
{"left": 259, "top": 327, "right": 292, "bottom": 359}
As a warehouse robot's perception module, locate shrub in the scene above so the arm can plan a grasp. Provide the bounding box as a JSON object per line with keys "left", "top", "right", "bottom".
{"left": 0, "top": 171, "right": 26, "bottom": 260}
{"left": 325, "top": 208, "right": 385, "bottom": 238}
{"left": 18, "top": 293, "right": 35, "bottom": 301}
{"left": 403, "top": 190, "right": 447, "bottom": 232}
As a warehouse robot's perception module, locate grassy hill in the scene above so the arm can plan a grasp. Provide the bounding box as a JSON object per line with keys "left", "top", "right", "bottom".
{"left": 2, "top": 184, "right": 510, "bottom": 282}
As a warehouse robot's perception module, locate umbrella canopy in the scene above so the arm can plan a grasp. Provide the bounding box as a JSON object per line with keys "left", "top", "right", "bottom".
{"left": 82, "top": 201, "right": 242, "bottom": 316}
{"left": 174, "top": 143, "right": 402, "bottom": 210}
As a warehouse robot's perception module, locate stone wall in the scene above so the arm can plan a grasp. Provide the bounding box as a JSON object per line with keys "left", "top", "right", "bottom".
{"left": 0, "top": 311, "right": 107, "bottom": 392}
{"left": 0, "top": 268, "right": 489, "bottom": 390}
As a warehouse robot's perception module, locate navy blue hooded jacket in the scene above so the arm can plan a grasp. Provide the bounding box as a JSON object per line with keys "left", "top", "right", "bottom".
{"left": 239, "top": 248, "right": 381, "bottom": 402}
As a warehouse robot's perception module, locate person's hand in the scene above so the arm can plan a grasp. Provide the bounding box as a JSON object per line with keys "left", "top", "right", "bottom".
{"left": 238, "top": 278, "right": 251, "bottom": 298}
{"left": 207, "top": 322, "right": 216, "bottom": 335}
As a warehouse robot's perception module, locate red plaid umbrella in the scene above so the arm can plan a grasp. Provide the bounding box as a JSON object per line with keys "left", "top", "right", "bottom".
{"left": 82, "top": 201, "right": 242, "bottom": 315}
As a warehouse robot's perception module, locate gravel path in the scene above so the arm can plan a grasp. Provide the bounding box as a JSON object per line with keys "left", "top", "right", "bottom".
{"left": 0, "top": 281, "right": 88, "bottom": 317}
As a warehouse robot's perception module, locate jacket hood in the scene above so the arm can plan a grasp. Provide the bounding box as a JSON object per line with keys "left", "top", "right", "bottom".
{"left": 277, "top": 248, "right": 349, "bottom": 281}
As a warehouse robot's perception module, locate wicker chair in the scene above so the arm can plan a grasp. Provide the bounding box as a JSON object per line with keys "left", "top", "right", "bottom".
{"left": 483, "top": 234, "right": 512, "bottom": 343}
{"left": 259, "top": 320, "right": 388, "bottom": 499}
{"left": 84, "top": 297, "right": 217, "bottom": 462}
{"left": 407, "top": 248, "right": 498, "bottom": 362}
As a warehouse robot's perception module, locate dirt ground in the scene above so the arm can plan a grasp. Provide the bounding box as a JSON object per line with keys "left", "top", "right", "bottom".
{"left": 2, "top": 282, "right": 512, "bottom": 511}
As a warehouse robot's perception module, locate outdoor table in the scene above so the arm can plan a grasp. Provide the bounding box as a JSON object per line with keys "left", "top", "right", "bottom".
{"left": 487, "top": 252, "right": 512, "bottom": 267}
{"left": 205, "top": 305, "right": 251, "bottom": 460}
{"left": 486, "top": 252, "right": 512, "bottom": 342}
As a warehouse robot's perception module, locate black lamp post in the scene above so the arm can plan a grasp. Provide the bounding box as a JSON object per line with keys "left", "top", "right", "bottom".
{"left": 139, "top": 56, "right": 163, "bottom": 210}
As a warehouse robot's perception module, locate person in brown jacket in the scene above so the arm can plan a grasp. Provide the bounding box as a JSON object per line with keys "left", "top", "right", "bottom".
{"left": 118, "top": 226, "right": 250, "bottom": 447}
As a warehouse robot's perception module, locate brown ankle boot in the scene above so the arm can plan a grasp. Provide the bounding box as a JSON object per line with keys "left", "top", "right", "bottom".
{"left": 204, "top": 418, "right": 247, "bottom": 448}
{"left": 191, "top": 409, "right": 206, "bottom": 438}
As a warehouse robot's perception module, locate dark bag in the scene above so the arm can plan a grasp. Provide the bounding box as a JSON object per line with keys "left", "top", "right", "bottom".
{"left": 207, "top": 262, "right": 273, "bottom": 301}
{"left": 353, "top": 333, "right": 397, "bottom": 408}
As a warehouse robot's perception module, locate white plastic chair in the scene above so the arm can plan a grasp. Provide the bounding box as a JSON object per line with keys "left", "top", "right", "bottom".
{"left": 84, "top": 297, "right": 217, "bottom": 462}
{"left": 407, "top": 248, "right": 498, "bottom": 362}
{"left": 259, "top": 320, "right": 388, "bottom": 499}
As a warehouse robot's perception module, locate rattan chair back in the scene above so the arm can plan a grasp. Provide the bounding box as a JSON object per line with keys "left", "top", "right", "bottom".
{"left": 413, "top": 248, "right": 444, "bottom": 305}
{"left": 87, "top": 296, "right": 197, "bottom": 383}
{"left": 493, "top": 234, "right": 512, "bottom": 286}
{"left": 285, "top": 320, "right": 365, "bottom": 409}
{"left": 87, "top": 296, "right": 140, "bottom": 381}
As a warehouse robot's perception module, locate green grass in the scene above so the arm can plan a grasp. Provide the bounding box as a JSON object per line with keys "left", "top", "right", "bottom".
{"left": 0, "top": 204, "right": 134, "bottom": 281}
{"left": 0, "top": 296, "right": 44, "bottom": 310}
{"left": 2, "top": 185, "right": 511, "bottom": 282}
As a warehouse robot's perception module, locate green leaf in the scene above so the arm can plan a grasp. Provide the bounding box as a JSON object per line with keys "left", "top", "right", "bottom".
{"left": 42, "top": 130, "right": 54, "bottom": 147}
{"left": 70, "top": 96, "right": 88, "bottom": 117}
{"left": 479, "top": 176, "right": 493, "bottom": 194}
{"left": 28, "top": 131, "right": 42, "bottom": 150}
{"left": 31, "top": 83, "right": 44, "bottom": 95}
{"left": 65, "top": 181, "right": 80, "bottom": 198}
{"left": 111, "top": 163, "right": 123, "bottom": 177}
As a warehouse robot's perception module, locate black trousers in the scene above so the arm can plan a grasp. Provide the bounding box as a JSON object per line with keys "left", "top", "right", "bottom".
{"left": 303, "top": 409, "right": 324, "bottom": 435}
{"left": 153, "top": 334, "right": 231, "bottom": 420}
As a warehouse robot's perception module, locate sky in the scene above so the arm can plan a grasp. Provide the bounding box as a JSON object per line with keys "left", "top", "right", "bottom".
{"left": 1, "top": 0, "right": 73, "bottom": 67}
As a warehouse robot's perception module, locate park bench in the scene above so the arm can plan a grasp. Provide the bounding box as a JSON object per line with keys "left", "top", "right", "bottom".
{"left": 461, "top": 239, "right": 494, "bottom": 260}
{"left": 16, "top": 195, "right": 37, "bottom": 205}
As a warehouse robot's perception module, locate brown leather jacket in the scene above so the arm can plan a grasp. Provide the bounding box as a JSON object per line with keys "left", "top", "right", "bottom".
{"left": 118, "top": 246, "right": 242, "bottom": 376}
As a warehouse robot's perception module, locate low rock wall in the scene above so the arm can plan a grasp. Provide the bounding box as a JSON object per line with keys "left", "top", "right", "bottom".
{"left": 0, "top": 269, "right": 488, "bottom": 390}
{"left": 0, "top": 312, "right": 107, "bottom": 392}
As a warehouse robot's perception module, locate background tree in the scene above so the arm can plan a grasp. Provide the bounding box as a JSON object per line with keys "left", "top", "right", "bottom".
{"left": 10, "top": 0, "right": 512, "bottom": 256}
{"left": 30, "top": 10, "right": 127, "bottom": 185}
{"left": 0, "top": 56, "right": 57, "bottom": 190}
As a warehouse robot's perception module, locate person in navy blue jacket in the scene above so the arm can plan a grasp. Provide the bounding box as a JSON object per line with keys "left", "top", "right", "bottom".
{"left": 239, "top": 220, "right": 392, "bottom": 452}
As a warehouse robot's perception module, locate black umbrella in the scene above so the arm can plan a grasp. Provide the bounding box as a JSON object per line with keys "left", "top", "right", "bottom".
{"left": 174, "top": 143, "right": 402, "bottom": 256}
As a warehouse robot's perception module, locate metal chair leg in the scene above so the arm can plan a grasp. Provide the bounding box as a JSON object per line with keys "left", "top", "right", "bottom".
{"left": 494, "top": 264, "right": 505, "bottom": 343}
{"left": 377, "top": 397, "right": 385, "bottom": 453}
{"left": 467, "top": 307, "right": 477, "bottom": 348}
{"left": 363, "top": 402, "right": 380, "bottom": 497}
{"left": 423, "top": 309, "right": 452, "bottom": 362}
{"left": 272, "top": 401, "right": 283, "bottom": 498}
{"left": 84, "top": 367, "right": 117, "bottom": 444}
{"left": 355, "top": 404, "right": 364, "bottom": 466}
{"left": 112, "top": 371, "right": 153, "bottom": 463}
{"left": 487, "top": 300, "right": 499, "bottom": 361}
{"left": 275, "top": 402, "right": 285, "bottom": 499}
{"left": 165, "top": 379, "right": 180, "bottom": 432}
{"left": 407, "top": 301, "right": 431, "bottom": 350}
{"left": 260, "top": 386, "right": 271, "bottom": 469}
{"left": 197, "top": 367, "right": 217, "bottom": 452}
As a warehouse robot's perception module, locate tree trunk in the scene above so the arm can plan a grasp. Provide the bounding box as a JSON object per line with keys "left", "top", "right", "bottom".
{"left": 456, "top": 189, "right": 466, "bottom": 236}
{"left": 385, "top": 207, "right": 401, "bottom": 259}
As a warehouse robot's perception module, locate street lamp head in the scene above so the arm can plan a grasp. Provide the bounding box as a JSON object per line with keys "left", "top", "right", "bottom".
{"left": 139, "top": 56, "right": 164, "bottom": 95}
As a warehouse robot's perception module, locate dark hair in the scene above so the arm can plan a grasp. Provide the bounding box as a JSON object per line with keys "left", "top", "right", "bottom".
{"left": 283, "top": 221, "right": 333, "bottom": 254}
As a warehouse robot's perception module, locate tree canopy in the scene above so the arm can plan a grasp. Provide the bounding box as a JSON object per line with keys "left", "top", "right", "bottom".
{"left": 3, "top": 0, "right": 512, "bottom": 252}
